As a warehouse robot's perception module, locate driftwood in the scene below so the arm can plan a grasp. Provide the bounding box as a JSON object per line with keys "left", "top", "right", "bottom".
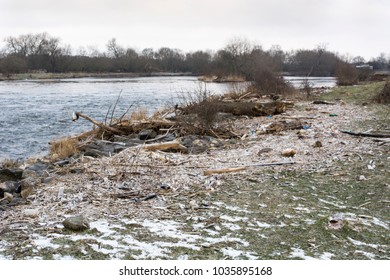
{"left": 340, "top": 130, "right": 390, "bottom": 138}
{"left": 143, "top": 140, "right": 188, "bottom": 153}
{"left": 183, "top": 101, "right": 291, "bottom": 117}
{"left": 204, "top": 162, "right": 295, "bottom": 176}
{"left": 312, "top": 100, "right": 335, "bottom": 105}
{"left": 75, "top": 112, "right": 123, "bottom": 135}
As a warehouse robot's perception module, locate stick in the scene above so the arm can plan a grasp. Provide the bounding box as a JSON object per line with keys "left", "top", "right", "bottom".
{"left": 142, "top": 140, "right": 188, "bottom": 153}
{"left": 204, "top": 161, "right": 295, "bottom": 176}
{"left": 340, "top": 130, "right": 390, "bottom": 138}
{"left": 75, "top": 112, "right": 123, "bottom": 135}
{"left": 204, "top": 166, "right": 247, "bottom": 176}
{"left": 110, "top": 90, "right": 122, "bottom": 126}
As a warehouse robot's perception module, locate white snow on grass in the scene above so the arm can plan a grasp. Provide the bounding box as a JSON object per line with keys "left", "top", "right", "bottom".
{"left": 289, "top": 247, "right": 316, "bottom": 260}
{"left": 221, "top": 247, "right": 257, "bottom": 260}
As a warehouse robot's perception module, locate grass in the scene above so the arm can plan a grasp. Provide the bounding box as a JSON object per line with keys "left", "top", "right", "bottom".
{"left": 129, "top": 107, "right": 149, "bottom": 121}
{"left": 320, "top": 81, "right": 386, "bottom": 104}
{"left": 49, "top": 137, "right": 79, "bottom": 161}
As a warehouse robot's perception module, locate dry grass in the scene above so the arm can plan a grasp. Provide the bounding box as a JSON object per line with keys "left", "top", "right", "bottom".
{"left": 129, "top": 107, "right": 149, "bottom": 121}
{"left": 0, "top": 158, "right": 22, "bottom": 169}
{"left": 373, "top": 80, "right": 390, "bottom": 104}
{"left": 49, "top": 137, "right": 79, "bottom": 161}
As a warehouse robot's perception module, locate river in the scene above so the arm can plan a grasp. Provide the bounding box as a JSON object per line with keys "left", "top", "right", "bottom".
{"left": 0, "top": 76, "right": 336, "bottom": 160}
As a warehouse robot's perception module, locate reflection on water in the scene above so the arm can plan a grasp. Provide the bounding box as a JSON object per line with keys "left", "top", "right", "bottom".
{"left": 0, "top": 76, "right": 335, "bottom": 160}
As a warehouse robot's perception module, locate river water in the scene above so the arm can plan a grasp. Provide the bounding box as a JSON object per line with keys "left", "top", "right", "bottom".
{"left": 0, "top": 76, "right": 335, "bottom": 160}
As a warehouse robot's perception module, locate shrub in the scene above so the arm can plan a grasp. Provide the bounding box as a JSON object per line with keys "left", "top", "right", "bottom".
{"left": 336, "top": 62, "right": 358, "bottom": 86}
{"left": 373, "top": 80, "right": 390, "bottom": 104}
{"left": 251, "top": 70, "right": 296, "bottom": 96}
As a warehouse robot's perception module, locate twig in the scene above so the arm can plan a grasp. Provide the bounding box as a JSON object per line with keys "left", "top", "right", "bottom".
{"left": 104, "top": 104, "right": 113, "bottom": 125}
{"left": 117, "top": 102, "right": 135, "bottom": 123}
{"left": 109, "top": 90, "right": 123, "bottom": 126}
{"left": 340, "top": 130, "right": 390, "bottom": 138}
{"left": 204, "top": 161, "right": 295, "bottom": 176}
{"left": 144, "top": 126, "right": 174, "bottom": 143}
{"left": 359, "top": 201, "right": 371, "bottom": 208}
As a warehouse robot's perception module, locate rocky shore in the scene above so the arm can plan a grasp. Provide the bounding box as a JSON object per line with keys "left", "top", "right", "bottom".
{"left": 1, "top": 86, "right": 389, "bottom": 260}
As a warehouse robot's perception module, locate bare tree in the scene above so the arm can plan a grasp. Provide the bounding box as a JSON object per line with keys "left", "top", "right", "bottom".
{"left": 106, "top": 38, "right": 124, "bottom": 59}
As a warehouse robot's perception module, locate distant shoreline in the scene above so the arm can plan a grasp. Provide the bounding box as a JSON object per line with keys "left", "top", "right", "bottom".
{"left": 0, "top": 71, "right": 195, "bottom": 81}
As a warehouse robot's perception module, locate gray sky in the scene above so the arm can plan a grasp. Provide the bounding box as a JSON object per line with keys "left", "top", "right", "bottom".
{"left": 1, "top": 0, "right": 389, "bottom": 60}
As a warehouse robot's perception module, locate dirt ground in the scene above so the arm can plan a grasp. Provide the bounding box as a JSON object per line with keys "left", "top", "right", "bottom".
{"left": 0, "top": 89, "right": 389, "bottom": 260}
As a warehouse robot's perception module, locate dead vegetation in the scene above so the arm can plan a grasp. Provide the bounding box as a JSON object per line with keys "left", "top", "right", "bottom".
{"left": 52, "top": 84, "right": 295, "bottom": 158}
{"left": 49, "top": 137, "right": 79, "bottom": 161}
{"left": 373, "top": 80, "right": 390, "bottom": 104}
{"left": 2, "top": 79, "right": 389, "bottom": 260}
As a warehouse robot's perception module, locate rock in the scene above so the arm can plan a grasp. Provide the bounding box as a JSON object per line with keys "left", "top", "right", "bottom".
{"left": 20, "top": 177, "right": 39, "bottom": 199}
{"left": 63, "top": 215, "right": 90, "bottom": 231}
{"left": 138, "top": 129, "right": 157, "bottom": 140}
{"left": 160, "top": 183, "right": 171, "bottom": 190}
{"left": 179, "top": 135, "right": 215, "bottom": 154}
{"left": 313, "top": 141, "right": 323, "bottom": 148}
{"left": 2, "top": 192, "right": 13, "bottom": 203}
{"left": 358, "top": 175, "right": 367, "bottom": 181}
{"left": 54, "top": 159, "right": 70, "bottom": 167}
{"left": 23, "top": 208, "right": 39, "bottom": 217}
{"left": 84, "top": 148, "right": 111, "bottom": 158}
{"left": 21, "top": 176, "right": 40, "bottom": 189}
{"left": 0, "top": 181, "right": 21, "bottom": 194}
{"left": 0, "top": 168, "right": 23, "bottom": 182}
{"left": 22, "top": 161, "right": 50, "bottom": 179}
{"left": 328, "top": 215, "right": 344, "bottom": 230}
{"left": 281, "top": 148, "right": 297, "bottom": 157}
{"left": 258, "top": 148, "right": 273, "bottom": 155}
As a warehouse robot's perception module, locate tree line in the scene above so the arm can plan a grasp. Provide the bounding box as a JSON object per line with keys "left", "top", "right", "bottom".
{"left": 0, "top": 33, "right": 389, "bottom": 79}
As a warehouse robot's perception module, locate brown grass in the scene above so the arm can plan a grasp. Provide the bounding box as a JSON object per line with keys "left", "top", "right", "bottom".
{"left": 373, "top": 80, "right": 390, "bottom": 104}
{"left": 50, "top": 137, "right": 79, "bottom": 161}
{"left": 130, "top": 108, "right": 149, "bottom": 121}
{"left": 0, "top": 158, "right": 22, "bottom": 169}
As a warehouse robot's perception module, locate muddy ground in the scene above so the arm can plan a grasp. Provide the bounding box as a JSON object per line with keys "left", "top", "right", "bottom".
{"left": 0, "top": 86, "right": 389, "bottom": 260}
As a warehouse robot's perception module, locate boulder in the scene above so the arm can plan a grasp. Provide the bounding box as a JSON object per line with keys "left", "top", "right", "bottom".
{"left": 138, "top": 129, "right": 157, "bottom": 140}
{"left": 0, "top": 168, "right": 23, "bottom": 182}
{"left": 22, "top": 161, "right": 51, "bottom": 179}
{"left": 62, "top": 215, "right": 90, "bottom": 231}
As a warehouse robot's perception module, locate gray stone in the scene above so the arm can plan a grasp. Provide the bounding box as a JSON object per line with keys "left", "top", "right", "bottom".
{"left": 138, "top": 129, "right": 157, "bottom": 140}
{"left": 1, "top": 181, "right": 21, "bottom": 193}
{"left": 62, "top": 215, "right": 90, "bottom": 231}
{"left": 21, "top": 176, "right": 40, "bottom": 189}
{"left": 179, "top": 135, "right": 212, "bottom": 154}
{"left": 22, "top": 162, "right": 50, "bottom": 179}
{"left": 0, "top": 168, "right": 23, "bottom": 182}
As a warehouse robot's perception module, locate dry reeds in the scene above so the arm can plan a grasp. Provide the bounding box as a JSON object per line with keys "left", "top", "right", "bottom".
{"left": 130, "top": 107, "right": 149, "bottom": 121}
{"left": 50, "top": 137, "right": 79, "bottom": 161}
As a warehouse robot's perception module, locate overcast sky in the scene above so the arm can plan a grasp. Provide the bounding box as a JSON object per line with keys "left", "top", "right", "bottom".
{"left": 1, "top": 0, "right": 388, "bottom": 60}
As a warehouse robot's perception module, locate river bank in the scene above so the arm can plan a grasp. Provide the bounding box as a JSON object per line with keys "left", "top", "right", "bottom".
{"left": 0, "top": 82, "right": 389, "bottom": 260}
{"left": 0, "top": 71, "right": 195, "bottom": 81}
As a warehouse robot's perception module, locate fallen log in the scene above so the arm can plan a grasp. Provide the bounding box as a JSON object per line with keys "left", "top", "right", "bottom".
{"left": 340, "top": 130, "right": 390, "bottom": 138}
{"left": 183, "top": 101, "right": 292, "bottom": 117}
{"left": 204, "top": 161, "right": 295, "bottom": 176}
